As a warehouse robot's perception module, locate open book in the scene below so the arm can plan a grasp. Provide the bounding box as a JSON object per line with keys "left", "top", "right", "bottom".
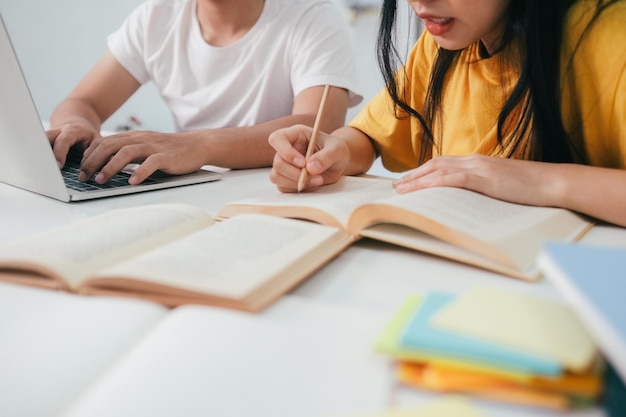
{"left": 217, "top": 176, "right": 593, "bottom": 281}
{"left": 0, "top": 203, "right": 352, "bottom": 311}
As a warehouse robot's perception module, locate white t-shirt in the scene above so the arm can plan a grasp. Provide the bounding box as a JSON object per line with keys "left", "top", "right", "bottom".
{"left": 107, "top": 0, "right": 362, "bottom": 132}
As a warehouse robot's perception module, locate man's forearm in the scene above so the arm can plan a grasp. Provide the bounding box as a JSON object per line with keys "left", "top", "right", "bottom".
{"left": 187, "top": 113, "right": 319, "bottom": 169}
{"left": 50, "top": 98, "right": 103, "bottom": 132}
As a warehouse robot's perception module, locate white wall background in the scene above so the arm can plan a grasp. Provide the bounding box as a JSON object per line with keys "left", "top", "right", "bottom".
{"left": 0, "top": 0, "right": 419, "bottom": 176}
{"left": 0, "top": 0, "right": 169, "bottom": 132}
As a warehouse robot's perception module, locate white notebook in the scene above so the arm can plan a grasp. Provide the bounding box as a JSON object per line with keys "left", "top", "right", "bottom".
{"left": 0, "top": 282, "right": 391, "bottom": 417}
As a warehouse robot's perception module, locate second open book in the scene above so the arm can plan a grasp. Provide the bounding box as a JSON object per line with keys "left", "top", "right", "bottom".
{"left": 217, "top": 175, "right": 592, "bottom": 281}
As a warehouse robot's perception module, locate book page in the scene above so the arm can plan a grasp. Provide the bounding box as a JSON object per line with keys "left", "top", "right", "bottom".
{"left": 87, "top": 214, "right": 352, "bottom": 302}
{"left": 218, "top": 176, "right": 395, "bottom": 229}
{"left": 352, "top": 187, "right": 583, "bottom": 238}
{"left": 359, "top": 224, "right": 535, "bottom": 281}
{"left": 349, "top": 187, "right": 591, "bottom": 271}
{"left": 0, "top": 204, "right": 214, "bottom": 289}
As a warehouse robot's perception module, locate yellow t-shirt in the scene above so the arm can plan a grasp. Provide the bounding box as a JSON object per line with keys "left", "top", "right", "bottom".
{"left": 349, "top": 0, "right": 626, "bottom": 172}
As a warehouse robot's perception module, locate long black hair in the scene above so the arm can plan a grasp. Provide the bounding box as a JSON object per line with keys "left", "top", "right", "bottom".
{"left": 376, "top": 0, "right": 618, "bottom": 165}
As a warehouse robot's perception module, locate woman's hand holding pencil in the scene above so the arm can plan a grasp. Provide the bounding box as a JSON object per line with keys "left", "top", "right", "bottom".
{"left": 269, "top": 85, "right": 350, "bottom": 193}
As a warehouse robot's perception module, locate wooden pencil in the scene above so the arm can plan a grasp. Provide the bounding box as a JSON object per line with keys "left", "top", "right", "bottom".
{"left": 297, "top": 84, "right": 330, "bottom": 193}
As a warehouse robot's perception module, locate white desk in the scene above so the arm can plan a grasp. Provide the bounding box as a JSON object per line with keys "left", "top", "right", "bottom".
{"left": 1, "top": 168, "right": 624, "bottom": 417}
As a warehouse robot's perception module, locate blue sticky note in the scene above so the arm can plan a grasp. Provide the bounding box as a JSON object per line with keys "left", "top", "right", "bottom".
{"left": 399, "top": 293, "right": 562, "bottom": 376}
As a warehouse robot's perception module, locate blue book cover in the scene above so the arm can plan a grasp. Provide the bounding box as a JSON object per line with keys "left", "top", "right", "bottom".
{"left": 539, "top": 242, "right": 626, "bottom": 383}
{"left": 399, "top": 292, "right": 562, "bottom": 376}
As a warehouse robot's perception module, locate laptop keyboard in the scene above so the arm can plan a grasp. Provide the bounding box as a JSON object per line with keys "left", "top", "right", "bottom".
{"left": 61, "top": 160, "right": 157, "bottom": 191}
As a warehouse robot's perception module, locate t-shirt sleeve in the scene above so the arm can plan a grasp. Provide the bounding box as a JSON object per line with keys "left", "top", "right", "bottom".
{"left": 349, "top": 32, "right": 437, "bottom": 172}
{"left": 349, "top": 86, "right": 415, "bottom": 172}
{"left": 288, "top": 1, "right": 363, "bottom": 107}
{"left": 107, "top": 1, "right": 152, "bottom": 84}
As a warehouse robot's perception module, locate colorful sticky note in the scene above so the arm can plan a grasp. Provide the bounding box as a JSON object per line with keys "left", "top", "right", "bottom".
{"left": 400, "top": 293, "right": 562, "bottom": 376}
{"left": 430, "top": 287, "right": 597, "bottom": 372}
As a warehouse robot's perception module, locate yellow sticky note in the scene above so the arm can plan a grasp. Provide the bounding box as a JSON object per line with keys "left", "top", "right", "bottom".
{"left": 430, "top": 287, "right": 597, "bottom": 372}
{"left": 331, "top": 397, "right": 484, "bottom": 417}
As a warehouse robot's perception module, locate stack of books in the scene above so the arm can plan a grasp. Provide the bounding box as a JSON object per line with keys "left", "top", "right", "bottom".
{"left": 375, "top": 287, "right": 603, "bottom": 411}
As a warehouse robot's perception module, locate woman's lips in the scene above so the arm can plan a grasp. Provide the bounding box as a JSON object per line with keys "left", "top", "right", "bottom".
{"left": 420, "top": 15, "right": 454, "bottom": 36}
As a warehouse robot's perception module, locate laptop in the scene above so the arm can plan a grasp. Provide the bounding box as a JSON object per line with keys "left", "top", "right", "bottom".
{"left": 0, "top": 15, "right": 221, "bottom": 202}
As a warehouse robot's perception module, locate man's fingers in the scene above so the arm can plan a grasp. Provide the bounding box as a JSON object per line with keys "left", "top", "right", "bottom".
{"left": 81, "top": 143, "right": 144, "bottom": 183}
{"left": 46, "top": 129, "right": 61, "bottom": 143}
{"left": 128, "top": 155, "right": 163, "bottom": 185}
{"left": 50, "top": 137, "right": 72, "bottom": 169}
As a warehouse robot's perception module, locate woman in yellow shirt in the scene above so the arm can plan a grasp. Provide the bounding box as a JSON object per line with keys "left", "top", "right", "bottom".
{"left": 268, "top": 0, "right": 626, "bottom": 227}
